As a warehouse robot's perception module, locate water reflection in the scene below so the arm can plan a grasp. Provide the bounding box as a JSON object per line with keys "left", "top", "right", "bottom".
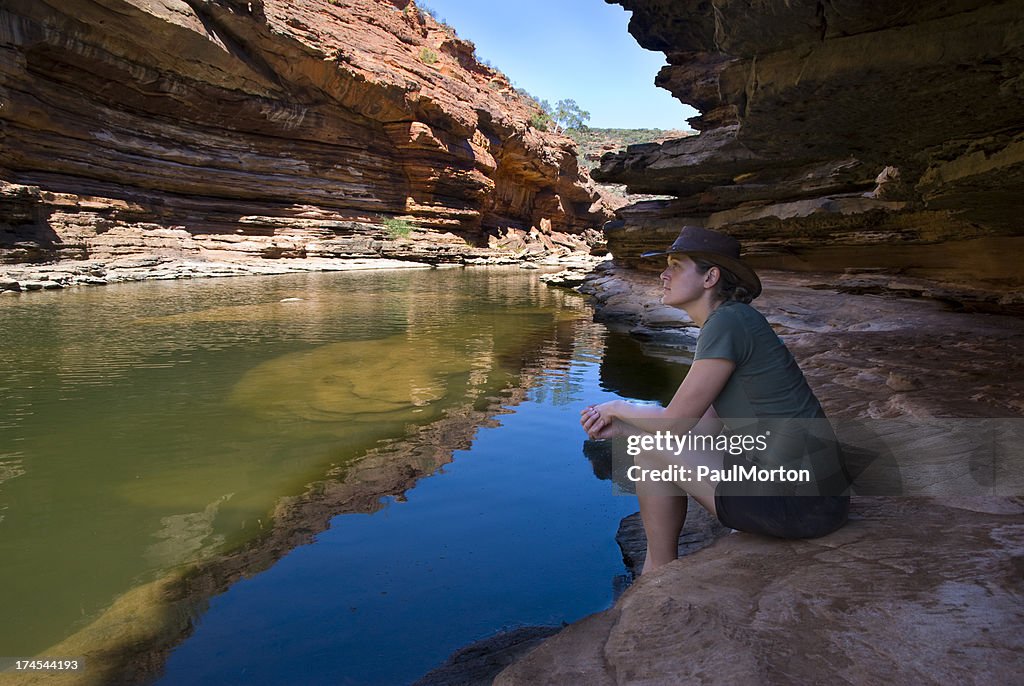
{"left": 0, "top": 268, "right": 586, "bottom": 665}
{"left": 155, "top": 308, "right": 656, "bottom": 686}
{"left": 598, "top": 329, "right": 689, "bottom": 404}
{"left": 150, "top": 300, "right": 697, "bottom": 686}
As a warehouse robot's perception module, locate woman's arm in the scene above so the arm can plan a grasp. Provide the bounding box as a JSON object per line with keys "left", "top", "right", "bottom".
{"left": 581, "top": 357, "right": 735, "bottom": 438}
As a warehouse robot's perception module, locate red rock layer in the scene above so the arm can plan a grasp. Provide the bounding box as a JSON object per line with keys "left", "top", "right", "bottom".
{"left": 0, "top": 0, "right": 609, "bottom": 263}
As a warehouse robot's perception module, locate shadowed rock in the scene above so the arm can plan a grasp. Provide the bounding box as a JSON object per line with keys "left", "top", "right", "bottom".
{"left": 411, "top": 627, "right": 562, "bottom": 686}
{"left": 615, "top": 503, "right": 731, "bottom": 580}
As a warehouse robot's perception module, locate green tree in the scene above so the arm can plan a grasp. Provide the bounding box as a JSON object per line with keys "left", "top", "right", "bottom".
{"left": 553, "top": 99, "right": 590, "bottom": 133}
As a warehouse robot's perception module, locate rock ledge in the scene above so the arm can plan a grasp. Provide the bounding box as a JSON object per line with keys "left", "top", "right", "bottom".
{"left": 496, "top": 497, "right": 1024, "bottom": 685}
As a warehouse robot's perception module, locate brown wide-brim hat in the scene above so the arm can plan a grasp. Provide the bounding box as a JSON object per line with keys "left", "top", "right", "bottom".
{"left": 641, "top": 226, "right": 762, "bottom": 299}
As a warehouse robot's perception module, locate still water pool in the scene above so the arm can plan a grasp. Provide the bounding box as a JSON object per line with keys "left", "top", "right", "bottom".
{"left": 0, "top": 267, "right": 688, "bottom": 684}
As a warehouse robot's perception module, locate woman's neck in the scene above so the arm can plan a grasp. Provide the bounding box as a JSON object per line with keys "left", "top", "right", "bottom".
{"left": 688, "top": 296, "right": 727, "bottom": 328}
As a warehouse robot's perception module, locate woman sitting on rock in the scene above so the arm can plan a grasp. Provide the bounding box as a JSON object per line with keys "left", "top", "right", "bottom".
{"left": 581, "top": 226, "right": 849, "bottom": 574}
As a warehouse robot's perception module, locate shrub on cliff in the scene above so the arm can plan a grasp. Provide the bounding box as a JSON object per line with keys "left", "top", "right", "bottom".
{"left": 416, "top": 3, "right": 437, "bottom": 20}
{"left": 418, "top": 48, "right": 438, "bottom": 65}
{"left": 383, "top": 218, "right": 415, "bottom": 238}
{"left": 529, "top": 112, "right": 552, "bottom": 131}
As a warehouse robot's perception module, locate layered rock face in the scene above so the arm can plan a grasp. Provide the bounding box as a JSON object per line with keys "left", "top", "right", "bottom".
{"left": 0, "top": 0, "right": 608, "bottom": 265}
{"left": 594, "top": 0, "right": 1024, "bottom": 310}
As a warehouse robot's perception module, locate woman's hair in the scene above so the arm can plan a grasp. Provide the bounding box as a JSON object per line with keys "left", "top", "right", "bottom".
{"left": 691, "top": 257, "right": 755, "bottom": 304}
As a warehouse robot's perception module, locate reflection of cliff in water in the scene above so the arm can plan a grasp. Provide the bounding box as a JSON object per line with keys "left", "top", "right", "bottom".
{"left": 580, "top": 330, "right": 690, "bottom": 484}
{"left": 598, "top": 330, "right": 689, "bottom": 405}
{"left": 16, "top": 283, "right": 591, "bottom": 686}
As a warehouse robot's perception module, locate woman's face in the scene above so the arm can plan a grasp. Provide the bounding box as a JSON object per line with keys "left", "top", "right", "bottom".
{"left": 660, "top": 255, "right": 710, "bottom": 309}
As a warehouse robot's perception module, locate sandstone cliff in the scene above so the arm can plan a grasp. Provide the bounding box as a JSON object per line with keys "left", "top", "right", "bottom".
{"left": 593, "top": 0, "right": 1024, "bottom": 311}
{"left": 0, "top": 0, "right": 609, "bottom": 267}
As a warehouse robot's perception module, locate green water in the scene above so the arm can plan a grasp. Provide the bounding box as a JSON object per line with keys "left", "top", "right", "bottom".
{"left": 0, "top": 267, "right": 584, "bottom": 657}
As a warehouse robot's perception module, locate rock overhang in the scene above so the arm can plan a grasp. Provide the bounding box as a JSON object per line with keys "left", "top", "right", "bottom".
{"left": 596, "top": 0, "right": 1024, "bottom": 306}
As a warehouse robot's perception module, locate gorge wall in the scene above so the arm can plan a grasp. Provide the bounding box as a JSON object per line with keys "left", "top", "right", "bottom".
{"left": 594, "top": 0, "right": 1024, "bottom": 312}
{"left": 0, "top": 0, "right": 608, "bottom": 267}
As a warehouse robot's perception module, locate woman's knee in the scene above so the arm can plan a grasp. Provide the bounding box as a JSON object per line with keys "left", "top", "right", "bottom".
{"left": 633, "top": 449, "right": 721, "bottom": 505}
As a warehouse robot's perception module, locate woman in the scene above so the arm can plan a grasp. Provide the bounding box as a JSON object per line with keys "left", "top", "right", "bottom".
{"left": 581, "top": 226, "right": 848, "bottom": 574}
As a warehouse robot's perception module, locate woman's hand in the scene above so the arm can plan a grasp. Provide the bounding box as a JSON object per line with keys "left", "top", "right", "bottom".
{"left": 580, "top": 401, "right": 621, "bottom": 439}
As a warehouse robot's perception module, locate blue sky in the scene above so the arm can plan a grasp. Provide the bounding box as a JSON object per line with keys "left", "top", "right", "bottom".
{"left": 419, "top": 0, "right": 699, "bottom": 130}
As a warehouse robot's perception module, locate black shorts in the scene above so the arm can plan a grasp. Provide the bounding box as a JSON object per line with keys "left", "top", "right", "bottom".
{"left": 713, "top": 452, "right": 849, "bottom": 539}
{"left": 714, "top": 491, "right": 849, "bottom": 539}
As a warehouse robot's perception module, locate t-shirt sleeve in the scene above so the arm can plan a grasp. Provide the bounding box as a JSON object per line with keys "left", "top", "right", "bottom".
{"left": 694, "top": 307, "right": 751, "bottom": 364}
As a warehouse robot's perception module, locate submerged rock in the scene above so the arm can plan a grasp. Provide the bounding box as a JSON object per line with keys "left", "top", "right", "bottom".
{"left": 229, "top": 335, "right": 470, "bottom": 425}
{"left": 411, "top": 626, "right": 562, "bottom": 686}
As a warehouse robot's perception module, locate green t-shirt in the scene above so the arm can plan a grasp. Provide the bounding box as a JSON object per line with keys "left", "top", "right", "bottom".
{"left": 695, "top": 301, "right": 850, "bottom": 496}
{"left": 694, "top": 301, "right": 851, "bottom": 494}
{"left": 695, "top": 301, "right": 845, "bottom": 493}
{"left": 694, "top": 301, "right": 824, "bottom": 425}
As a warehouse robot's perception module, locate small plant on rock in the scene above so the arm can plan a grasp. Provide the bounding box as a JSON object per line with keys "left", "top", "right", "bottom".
{"left": 383, "top": 217, "right": 415, "bottom": 238}
{"left": 418, "top": 47, "right": 438, "bottom": 65}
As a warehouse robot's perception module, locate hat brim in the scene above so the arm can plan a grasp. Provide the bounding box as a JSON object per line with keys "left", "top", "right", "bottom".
{"left": 640, "top": 249, "right": 762, "bottom": 300}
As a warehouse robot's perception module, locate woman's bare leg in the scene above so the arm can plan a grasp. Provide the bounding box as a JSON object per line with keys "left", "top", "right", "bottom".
{"left": 634, "top": 407, "right": 725, "bottom": 574}
{"left": 638, "top": 491, "right": 687, "bottom": 574}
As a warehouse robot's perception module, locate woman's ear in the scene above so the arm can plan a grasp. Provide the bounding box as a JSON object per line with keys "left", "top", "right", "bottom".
{"left": 704, "top": 265, "right": 721, "bottom": 287}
